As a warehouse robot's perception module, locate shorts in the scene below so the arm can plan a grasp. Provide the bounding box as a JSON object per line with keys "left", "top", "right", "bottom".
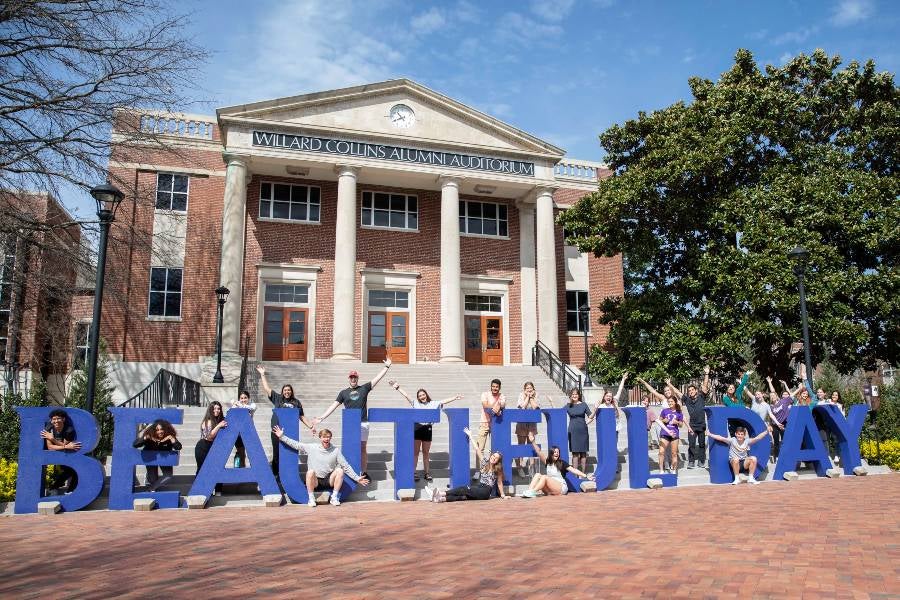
{"left": 414, "top": 423, "right": 433, "bottom": 442}
{"left": 360, "top": 421, "right": 370, "bottom": 442}
{"left": 316, "top": 476, "right": 332, "bottom": 490}
{"left": 515, "top": 422, "right": 538, "bottom": 436}
{"left": 660, "top": 433, "right": 678, "bottom": 442}
{"left": 552, "top": 476, "right": 568, "bottom": 495}
{"left": 736, "top": 458, "right": 748, "bottom": 472}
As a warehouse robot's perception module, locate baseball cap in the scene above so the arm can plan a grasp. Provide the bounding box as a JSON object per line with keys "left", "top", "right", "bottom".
{"left": 348, "top": 370, "right": 359, "bottom": 378}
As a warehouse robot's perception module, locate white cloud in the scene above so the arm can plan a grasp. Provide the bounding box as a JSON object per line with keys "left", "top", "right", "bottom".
{"left": 530, "top": 0, "right": 575, "bottom": 22}
{"left": 495, "top": 12, "right": 564, "bottom": 45}
{"left": 771, "top": 26, "right": 818, "bottom": 45}
{"left": 222, "top": 0, "right": 404, "bottom": 102}
{"left": 779, "top": 52, "right": 795, "bottom": 64}
{"left": 455, "top": 0, "right": 481, "bottom": 23}
{"left": 410, "top": 7, "right": 446, "bottom": 35}
{"left": 830, "top": 0, "right": 874, "bottom": 26}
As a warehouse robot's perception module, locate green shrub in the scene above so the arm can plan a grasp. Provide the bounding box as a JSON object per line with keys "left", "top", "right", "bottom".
{"left": 65, "top": 345, "right": 116, "bottom": 459}
{"left": 0, "top": 382, "right": 47, "bottom": 461}
{"left": 861, "top": 440, "right": 900, "bottom": 471}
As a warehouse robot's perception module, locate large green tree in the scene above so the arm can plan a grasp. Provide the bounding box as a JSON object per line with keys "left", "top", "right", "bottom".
{"left": 560, "top": 49, "right": 898, "bottom": 384}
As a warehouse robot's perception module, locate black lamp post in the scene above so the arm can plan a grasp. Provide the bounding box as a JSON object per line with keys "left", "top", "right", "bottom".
{"left": 788, "top": 246, "right": 814, "bottom": 389}
{"left": 85, "top": 183, "right": 124, "bottom": 414}
{"left": 212, "top": 286, "right": 230, "bottom": 383}
{"left": 579, "top": 303, "right": 593, "bottom": 387}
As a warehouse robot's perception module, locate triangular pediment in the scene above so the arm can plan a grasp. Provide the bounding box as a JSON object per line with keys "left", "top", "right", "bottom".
{"left": 217, "top": 79, "right": 564, "bottom": 159}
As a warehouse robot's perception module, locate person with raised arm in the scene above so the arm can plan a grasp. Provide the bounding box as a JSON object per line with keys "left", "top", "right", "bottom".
{"left": 521, "top": 431, "right": 594, "bottom": 497}
{"left": 676, "top": 365, "right": 711, "bottom": 469}
{"left": 425, "top": 427, "right": 510, "bottom": 502}
{"left": 514, "top": 381, "right": 541, "bottom": 478}
{"left": 470, "top": 378, "right": 505, "bottom": 480}
{"left": 655, "top": 395, "right": 685, "bottom": 473}
{"left": 272, "top": 426, "right": 370, "bottom": 507}
{"left": 721, "top": 370, "right": 751, "bottom": 435}
{"left": 766, "top": 376, "right": 790, "bottom": 462}
{"left": 133, "top": 419, "right": 182, "bottom": 491}
{"left": 707, "top": 425, "right": 768, "bottom": 485}
{"left": 257, "top": 364, "right": 315, "bottom": 477}
{"left": 742, "top": 377, "right": 780, "bottom": 442}
{"left": 387, "top": 379, "right": 461, "bottom": 482}
{"left": 313, "top": 359, "right": 392, "bottom": 480}
{"left": 229, "top": 389, "right": 257, "bottom": 468}
{"left": 587, "top": 371, "right": 628, "bottom": 433}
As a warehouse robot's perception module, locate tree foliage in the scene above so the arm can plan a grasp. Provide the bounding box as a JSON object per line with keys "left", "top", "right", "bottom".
{"left": 562, "top": 49, "right": 899, "bottom": 383}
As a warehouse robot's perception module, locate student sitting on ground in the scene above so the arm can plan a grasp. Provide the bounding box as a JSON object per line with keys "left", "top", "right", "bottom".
{"left": 133, "top": 419, "right": 182, "bottom": 491}
{"left": 707, "top": 425, "right": 768, "bottom": 485}
{"left": 425, "top": 427, "right": 510, "bottom": 502}
{"left": 40, "top": 409, "right": 80, "bottom": 494}
{"left": 521, "top": 432, "right": 594, "bottom": 497}
{"left": 272, "top": 426, "right": 370, "bottom": 507}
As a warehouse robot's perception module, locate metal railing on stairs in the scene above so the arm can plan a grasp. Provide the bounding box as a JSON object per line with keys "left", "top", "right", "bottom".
{"left": 532, "top": 340, "right": 582, "bottom": 394}
{"left": 120, "top": 369, "right": 203, "bottom": 408}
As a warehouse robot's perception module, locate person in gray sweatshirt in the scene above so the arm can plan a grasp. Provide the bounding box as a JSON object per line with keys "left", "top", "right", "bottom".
{"left": 272, "top": 425, "right": 370, "bottom": 507}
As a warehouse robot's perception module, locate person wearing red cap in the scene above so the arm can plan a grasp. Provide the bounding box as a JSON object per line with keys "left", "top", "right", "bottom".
{"left": 313, "top": 358, "right": 391, "bottom": 479}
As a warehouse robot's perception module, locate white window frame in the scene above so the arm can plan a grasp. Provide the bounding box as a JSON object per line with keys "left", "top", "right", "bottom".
{"left": 147, "top": 266, "right": 183, "bottom": 320}
{"left": 459, "top": 200, "right": 510, "bottom": 239}
{"left": 360, "top": 269, "right": 419, "bottom": 363}
{"left": 566, "top": 290, "right": 590, "bottom": 334}
{"left": 258, "top": 181, "right": 322, "bottom": 224}
{"left": 72, "top": 321, "right": 91, "bottom": 368}
{"left": 361, "top": 191, "right": 419, "bottom": 232}
{"left": 460, "top": 275, "right": 512, "bottom": 365}
{"left": 366, "top": 289, "right": 411, "bottom": 311}
{"left": 155, "top": 172, "right": 190, "bottom": 213}
{"left": 256, "top": 263, "right": 321, "bottom": 363}
{"left": 463, "top": 294, "right": 503, "bottom": 315}
{"left": 263, "top": 282, "right": 311, "bottom": 307}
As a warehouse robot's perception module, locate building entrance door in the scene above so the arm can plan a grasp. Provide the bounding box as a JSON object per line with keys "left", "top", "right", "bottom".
{"left": 262, "top": 307, "right": 308, "bottom": 361}
{"left": 464, "top": 316, "right": 503, "bottom": 365}
{"left": 366, "top": 311, "right": 409, "bottom": 364}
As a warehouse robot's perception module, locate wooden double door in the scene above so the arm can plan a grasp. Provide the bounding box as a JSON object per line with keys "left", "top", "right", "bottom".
{"left": 465, "top": 316, "right": 503, "bottom": 365}
{"left": 262, "top": 307, "right": 308, "bottom": 361}
{"left": 367, "top": 311, "right": 409, "bottom": 364}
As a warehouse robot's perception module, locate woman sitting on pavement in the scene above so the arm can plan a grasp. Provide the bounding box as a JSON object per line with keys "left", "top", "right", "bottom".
{"left": 273, "top": 426, "right": 370, "bottom": 507}
{"left": 426, "top": 427, "right": 510, "bottom": 502}
{"left": 387, "top": 379, "right": 461, "bottom": 482}
{"left": 133, "top": 419, "right": 182, "bottom": 491}
{"left": 521, "top": 432, "right": 594, "bottom": 497}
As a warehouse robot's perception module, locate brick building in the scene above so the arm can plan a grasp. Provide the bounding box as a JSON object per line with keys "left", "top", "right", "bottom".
{"left": 101, "top": 79, "right": 623, "bottom": 400}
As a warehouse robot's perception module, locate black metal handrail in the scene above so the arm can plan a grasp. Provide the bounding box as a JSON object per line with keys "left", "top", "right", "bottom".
{"left": 532, "top": 340, "right": 582, "bottom": 394}
{"left": 120, "top": 369, "right": 203, "bottom": 408}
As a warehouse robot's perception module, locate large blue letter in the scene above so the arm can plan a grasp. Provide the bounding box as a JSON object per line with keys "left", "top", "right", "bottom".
{"left": 774, "top": 406, "right": 832, "bottom": 479}
{"left": 490, "top": 408, "right": 540, "bottom": 484}
{"left": 14, "top": 407, "right": 104, "bottom": 514}
{"left": 623, "top": 407, "right": 676, "bottom": 489}
{"left": 444, "top": 408, "right": 470, "bottom": 488}
{"left": 592, "top": 407, "right": 619, "bottom": 491}
{"left": 274, "top": 407, "right": 308, "bottom": 504}
{"left": 816, "top": 404, "right": 867, "bottom": 474}
{"left": 188, "top": 408, "right": 280, "bottom": 498}
{"left": 108, "top": 407, "right": 183, "bottom": 510}
{"left": 369, "top": 407, "right": 440, "bottom": 499}
{"left": 704, "top": 406, "right": 771, "bottom": 484}
{"left": 335, "top": 408, "right": 362, "bottom": 500}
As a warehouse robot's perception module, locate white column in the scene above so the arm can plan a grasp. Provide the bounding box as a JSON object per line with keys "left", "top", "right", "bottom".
{"left": 535, "top": 186, "right": 559, "bottom": 355}
{"left": 219, "top": 154, "right": 249, "bottom": 354}
{"left": 331, "top": 165, "right": 360, "bottom": 360}
{"left": 439, "top": 175, "right": 464, "bottom": 362}
{"left": 517, "top": 199, "right": 537, "bottom": 363}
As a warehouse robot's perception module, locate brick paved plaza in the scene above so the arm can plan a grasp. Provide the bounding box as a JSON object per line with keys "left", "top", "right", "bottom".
{"left": 1, "top": 475, "right": 898, "bottom": 598}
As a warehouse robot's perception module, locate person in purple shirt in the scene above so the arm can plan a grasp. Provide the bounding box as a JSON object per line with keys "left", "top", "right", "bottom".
{"left": 655, "top": 396, "right": 685, "bottom": 473}
{"left": 765, "top": 376, "right": 790, "bottom": 462}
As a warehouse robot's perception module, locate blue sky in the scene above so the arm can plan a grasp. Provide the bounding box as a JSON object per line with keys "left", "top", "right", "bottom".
{"left": 184, "top": 0, "right": 898, "bottom": 161}
{"left": 64, "top": 0, "right": 898, "bottom": 218}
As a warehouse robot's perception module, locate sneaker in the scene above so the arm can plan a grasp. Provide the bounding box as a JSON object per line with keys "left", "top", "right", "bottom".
{"left": 149, "top": 475, "right": 172, "bottom": 491}
{"left": 307, "top": 498, "right": 317, "bottom": 507}
{"left": 329, "top": 493, "right": 341, "bottom": 506}
{"left": 437, "top": 491, "right": 446, "bottom": 503}
{"left": 414, "top": 473, "right": 421, "bottom": 482}
{"left": 424, "top": 472, "right": 433, "bottom": 482}
{"left": 748, "top": 477, "right": 760, "bottom": 485}
{"left": 423, "top": 485, "right": 435, "bottom": 501}
{"left": 687, "top": 461, "right": 695, "bottom": 469}
{"left": 833, "top": 456, "right": 840, "bottom": 464}
{"left": 521, "top": 489, "right": 537, "bottom": 498}
{"left": 517, "top": 467, "right": 527, "bottom": 478}
{"left": 731, "top": 478, "right": 740, "bottom": 485}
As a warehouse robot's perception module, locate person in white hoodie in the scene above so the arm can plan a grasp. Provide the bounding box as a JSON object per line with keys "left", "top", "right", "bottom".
{"left": 272, "top": 426, "right": 370, "bottom": 507}
{"left": 230, "top": 390, "right": 257, "bottom": 468}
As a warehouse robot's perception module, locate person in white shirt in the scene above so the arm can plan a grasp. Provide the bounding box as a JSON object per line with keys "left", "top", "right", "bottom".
{"left": 229, "top": 390, "right": 257, "bottom": 468}
{"left": 707, "top": 426, "right": 768, "bottom": 485}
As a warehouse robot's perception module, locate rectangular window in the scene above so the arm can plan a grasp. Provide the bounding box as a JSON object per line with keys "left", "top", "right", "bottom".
{"left": 155, "top": 173, "right": 189, "bottom": 211}
{"left": 259, "top": 182, "right": 321, "bottom": 223}
{"left": 368, "top": 290, "right": 409, "bottom": 309}
{"left": 459, "top": 201, "right": 508, "bottom": 237}
{"left": 148, "top": 267, "right": 183, "bottom": 317}
{"left": 264, "top": 283, "right": 309, "bottom": 304}
{"left": 0, "top": 235, "right": 15, "bottom": 359}
{"left": 361, "top": 192, "right": 418, "bottom": 231}
{"left": 464, "top": 294, "right": 501, "bottom": 312}
{"left": 73, "top": 322, "right": 90, "bottom": 368}
{"left": 566, "top": 291, "right": 590, "bottom": 332}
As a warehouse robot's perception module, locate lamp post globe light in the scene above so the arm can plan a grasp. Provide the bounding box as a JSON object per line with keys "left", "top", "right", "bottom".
{"left": 787, "top": 246, "right": 815, "bottom": 388}
{"left": 212, "top": 286, "right": 230, "bottom": 383}
{"left": 579, "top": 303, "right": 593, "bottom": 387}
{"left": 85, "top": 183, "right": 124, "bottom": 414}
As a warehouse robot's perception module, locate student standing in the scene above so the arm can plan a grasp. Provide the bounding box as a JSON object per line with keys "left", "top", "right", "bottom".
{"left": 230, "top": 389, "right": 257, "bottom": 468}
{"left": 515, "top": 381, "right": 540, "bottom": 478}
{"left": 566, "top": 387, "right": 591, "bottom": 474}
{"left": 675, "top": 366, "right": 711, "bottom": 469}
{"left": 470, "top": 378, "right": 505, "bottom": 480}
{"left": 257, "top": 364, "right": 315, "bottom": 476}
{"left": 194, "top": 401, "right": 227, "bottom": 494}
{"left": 388, "top": 379, "right": 461, "bottom": 481}
{"left": 314, "top": 359, "right": 392, "bottom": 479}
{"left": 655, "top": 396, "right": 685, "bottom": 473}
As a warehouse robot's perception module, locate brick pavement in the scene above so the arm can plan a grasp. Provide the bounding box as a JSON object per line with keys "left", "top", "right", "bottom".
{"left": 1, "top": 475, "right": 898, "bottom": 599}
